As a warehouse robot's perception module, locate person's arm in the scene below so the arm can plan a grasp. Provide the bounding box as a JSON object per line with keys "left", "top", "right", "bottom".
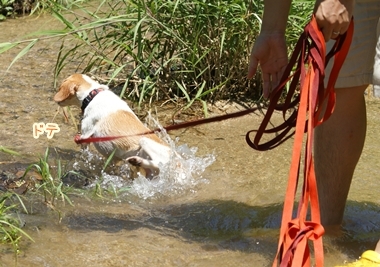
{"left": 261, "top": 0, "right": 292, "bottom": 33}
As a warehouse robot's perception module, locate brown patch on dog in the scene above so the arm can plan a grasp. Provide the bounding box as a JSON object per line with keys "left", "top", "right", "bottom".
{"left": 97, "top": 110, "right": 168, "bottom": 151}
{"left": 53, "top": 74, "right": 90, "bottom": 103}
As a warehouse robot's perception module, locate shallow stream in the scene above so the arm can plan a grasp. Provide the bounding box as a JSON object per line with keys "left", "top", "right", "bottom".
{"left": 1, "top": 12, "right": 380, "bottom": 267}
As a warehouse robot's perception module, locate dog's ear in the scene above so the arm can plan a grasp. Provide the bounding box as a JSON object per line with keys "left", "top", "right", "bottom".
{"left": 53, "top": 80, "right": 78, "bottom": 102}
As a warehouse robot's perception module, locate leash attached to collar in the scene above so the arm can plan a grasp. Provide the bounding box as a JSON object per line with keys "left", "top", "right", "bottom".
{"left": 246, "top": 16, "right": 353, "bottom": 267}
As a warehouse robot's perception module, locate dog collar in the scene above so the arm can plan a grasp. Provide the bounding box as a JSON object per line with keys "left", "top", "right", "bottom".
{"left": 81, "top": 89, "right": 104, "bottom": 112}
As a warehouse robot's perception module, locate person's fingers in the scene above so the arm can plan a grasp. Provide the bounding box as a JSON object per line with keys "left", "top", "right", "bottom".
{"left": 321, "top": 26, "right": 333, "bottom": 42}
{"left": 279, "top": 64, "right": 287, "bottom": 81}
{"left": 262, "top": 72, "right": 271, "bottom": 99}
{"left": 277, "top": 66, "right": 285, "bottom": 86}
{"left": 248, "top": 54, "right": 258, "bottom": 79}
{"left": 316, "top": 15, "right": 350, "bottom": 41}
{"left": 339, "top": 21, "right": 350, "bottom": 34}
{"left": 333, "top": 21, "right": 350, "bottom": 39}
{"left": 271, "top": 72, "right": 279, "bottom": 92}
{"left": 331, "top": 29, "right": 341, "bottom": 40}
{"left": 270, "top": 64, "right": 286, "bottom": 94}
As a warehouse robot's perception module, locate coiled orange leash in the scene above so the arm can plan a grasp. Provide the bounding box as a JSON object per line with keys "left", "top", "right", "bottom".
{"left": 246, "top": 16, "right": 354, "bottom": 267}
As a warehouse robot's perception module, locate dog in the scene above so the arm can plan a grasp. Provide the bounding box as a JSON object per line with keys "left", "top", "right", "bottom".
{"left": 53, "top": 73, "right": 173, "bottom": 178}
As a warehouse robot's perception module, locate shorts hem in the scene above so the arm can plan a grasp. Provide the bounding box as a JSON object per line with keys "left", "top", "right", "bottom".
{"left": 334, "top": 73, "right": 373, "bottom": 88}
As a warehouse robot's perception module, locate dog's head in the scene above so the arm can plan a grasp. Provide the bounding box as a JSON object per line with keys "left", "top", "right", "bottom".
{"left": 53, "top": 74, "right": 108, "bottom": 107}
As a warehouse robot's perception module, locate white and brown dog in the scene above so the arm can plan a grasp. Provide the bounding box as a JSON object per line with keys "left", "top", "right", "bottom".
{"left": 53, "top": 73, "right": 172, "bottom": 178}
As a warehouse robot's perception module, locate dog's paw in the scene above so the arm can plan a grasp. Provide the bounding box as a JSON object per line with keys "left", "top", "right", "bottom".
{"left": 74, "top": 134, "right": 82, "bottom": 144}
{"left": 126, "top": 156, "right": 160, "bottom": 179}
{"left": 127, "top": 156, "right": 143, "bottom": 167}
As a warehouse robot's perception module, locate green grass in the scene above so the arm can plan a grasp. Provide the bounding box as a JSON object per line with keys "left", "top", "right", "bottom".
{"left": 0, "top": 0, "right": 314, "bottom": 111}
{"left": 0, "top": 193, "right": 34, "bottom": 257}
{"left": 24, "top": 148, "right": 74, "bottom": 215}
{"left": 0, "top": 146, "right": 123, "bottom": 257}
{"left": 47, "top": 0, "right": 265, "bottom": 105}
{"left": 0, "top": 146, "right": 20, "bottom": 156}
{"left": 0, "top": 0, "right": 15, "bottom": 20}
{"left": 0, "top": 147, "right": 74, "bottom": 258}
{"left": 0, "top": 145, "right": 118, "bottom": 263}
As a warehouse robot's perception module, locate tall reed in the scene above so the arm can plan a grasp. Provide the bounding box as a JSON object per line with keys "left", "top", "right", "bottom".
{"left": 1, "top": 0, "right": 313, "bottom": 108}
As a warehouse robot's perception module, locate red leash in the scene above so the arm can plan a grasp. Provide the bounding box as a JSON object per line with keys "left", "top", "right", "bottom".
{"left": 246, "top": 16, "right": 354, "bottom": 267}
{"left": 74, "top": 107, "right": 260, "bottom": 144}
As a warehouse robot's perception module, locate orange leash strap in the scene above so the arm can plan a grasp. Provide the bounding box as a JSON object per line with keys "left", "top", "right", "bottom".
{"left": 246, "top": 16, "right": 354, "bottom": 267}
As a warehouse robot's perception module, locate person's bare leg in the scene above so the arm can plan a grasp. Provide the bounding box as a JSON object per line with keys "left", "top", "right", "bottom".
{"left": 376, "top": 239, "right": 380, "bottom": 253}
{"left": 314, "top": 85, "right": 367, "bottom": 226}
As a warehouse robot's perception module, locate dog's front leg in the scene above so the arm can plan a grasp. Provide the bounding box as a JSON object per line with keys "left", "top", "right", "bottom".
{"left": 72, "top": 133, "right": 90, "bottom": 151}
{"left": 74, "top": 133, "right": 83, "bottom": 144}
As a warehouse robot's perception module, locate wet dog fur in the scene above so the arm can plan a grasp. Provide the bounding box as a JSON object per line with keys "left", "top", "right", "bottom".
{"left": 53, "top": 73, "right": 172, "bottom": 178}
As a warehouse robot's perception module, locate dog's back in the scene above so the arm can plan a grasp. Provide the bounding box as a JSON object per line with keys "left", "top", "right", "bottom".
{"left": 54, "top": 74, "right": 173, "bottom": 178}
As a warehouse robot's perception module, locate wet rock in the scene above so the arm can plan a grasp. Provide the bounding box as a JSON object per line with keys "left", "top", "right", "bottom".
{"left": 0, "top": 168, "right": 41, "bottom": 194}
{"left": 61, "top": 169, "right": 91, "bottom": 188}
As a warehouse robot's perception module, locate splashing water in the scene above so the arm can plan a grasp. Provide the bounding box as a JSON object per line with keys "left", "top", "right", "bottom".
{"left": 129, "top": 141, "right": 215, "bottom": 199}
{"left": 129, "top": 115, "right": 215, "bottom": 199}
{"left": 70, "top": 114, "right": 215, "bottom": 200}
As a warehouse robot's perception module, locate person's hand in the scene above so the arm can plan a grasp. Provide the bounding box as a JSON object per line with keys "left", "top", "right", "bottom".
{"left": 248, "top": 33, "right": 288, "bottom": 99}
{"left": 314, "top": 0, "right": 354, "bottom": 41}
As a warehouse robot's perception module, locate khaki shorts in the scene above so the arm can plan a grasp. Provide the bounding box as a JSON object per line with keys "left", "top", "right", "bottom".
{"left": 325, "top": 0, "right": 380, "bottom": 88}
{"left": 373, "top": 17, "right": 380, "bottom": 93}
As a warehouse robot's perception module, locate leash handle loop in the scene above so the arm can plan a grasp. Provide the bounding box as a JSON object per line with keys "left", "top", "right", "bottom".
{"left": 247, "top": 15, "right": 353, "bottom": 267}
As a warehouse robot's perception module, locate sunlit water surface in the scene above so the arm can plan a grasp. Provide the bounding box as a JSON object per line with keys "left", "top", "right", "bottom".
{"left": 1, "top": 10, "right": 380, "bottom": 267}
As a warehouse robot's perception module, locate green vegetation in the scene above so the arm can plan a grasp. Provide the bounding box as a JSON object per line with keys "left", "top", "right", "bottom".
{"left": 0, "top": 0, "right": 313, "bottom": 110}
{"left": 51, "top": 0, "right": 265, "bottom": 108}
{"left": 23, "top": 148, "right": 74, "bottom": 219}
{"left": 0, "top": 0, "right": 15, "bottom": 20}
{"left": 0, "top": 146, "right": 131, "bottom": 257}
{"left": 0, "top": 146, "right": 20, "bottom": 156}
{"left": 0, "top": 193, "right": 33, "bottom": 257}
{"left": 0, "top": 148, "right": 73, "bottom": 257}
{"left": 0, "top": 0, "right": 86, "bottom": 20}
{"left": 0, "top": 148, "right": 33, "bottom": 258}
